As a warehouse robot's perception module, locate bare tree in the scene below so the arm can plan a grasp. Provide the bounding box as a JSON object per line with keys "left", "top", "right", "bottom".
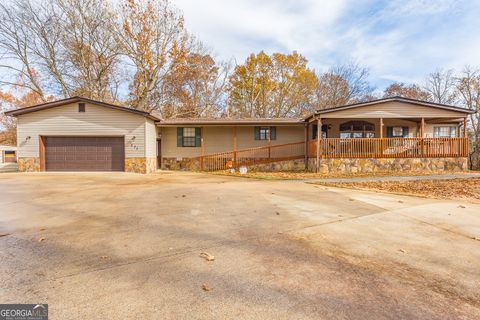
{"left": 424, "top": 69, "right": 458, "bottom": 104}
{"left": 0, "top": 0, "right": 122, "bottom": 102}
{"left": 315, "top": 62, "right": 374, "bottom": 110}
{"left": 0, "top": 0, "right": 47, "bottom": 100}
{"left": 57, "top": 0, "right": 122, "bottom": 101}
{"left": 456, "top": 67, "right": 480, "bottom": 169}
{"left": 116, "top": 0, "right": 190, "bottom": 112}
{"left": 383, "top": 82, "right": 431, "bottom": 100}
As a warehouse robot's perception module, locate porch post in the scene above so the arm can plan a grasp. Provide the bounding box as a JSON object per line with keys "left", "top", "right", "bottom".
{"left": 268, "top": 126, "right": 271, "bottom": 160}
{"left": 420, "top": 117, "right": 425, "bottom": 157}
{"left": 200, "top": 127, "right": 205, "bottom": 170}
{"left": 233, "top": 126, "right": 237, "bottom": 167}
{"left": 463, "top": 117, "right": 468, "bottom": 156}
{"left": 304, "top": 123, "right": 308, "bottom": 169}
{"left": 316, "top": 118, "right": 322, "bottom": 173}
{"left": 379, "top": 118, "right": 384, "bottom": 157}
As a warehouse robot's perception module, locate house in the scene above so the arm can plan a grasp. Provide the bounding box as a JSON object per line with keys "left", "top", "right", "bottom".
{"left": 5, "top": 96, "right": 474, "bottom": 174}
{"left": 0, "top": 144, "right": 17, "bottom": 163}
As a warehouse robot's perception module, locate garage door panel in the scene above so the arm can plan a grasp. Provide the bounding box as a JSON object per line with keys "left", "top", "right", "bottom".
{"left": 45, "top": 137, "right": 125, "bottom": 172}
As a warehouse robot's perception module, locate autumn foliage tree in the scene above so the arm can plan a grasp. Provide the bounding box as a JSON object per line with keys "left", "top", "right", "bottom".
{"left": 227, "top": 51, "right": 317, "bottom": 118}
{"left": 0, "top": 89, "right": 50, "bottom": 145}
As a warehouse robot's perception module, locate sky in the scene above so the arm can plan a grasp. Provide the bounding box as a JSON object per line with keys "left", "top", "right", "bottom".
{"left": 174, "top": 0, "right": 480, "bottom": 91}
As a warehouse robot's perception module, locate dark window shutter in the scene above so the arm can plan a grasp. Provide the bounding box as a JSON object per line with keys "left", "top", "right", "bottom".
{"left": 312, "top": 124, "right": 318, "bottom": 139}
{"left": 177, "top": 127, "right": 183, "bottom": 147}
{"left": 195, "top": 128, "right": 201, "bottom": 147}
{"left": 402, "top": 127, "right": 409, "bottom": 138}
{"left": 386, "top": 127, "right": 393, "bottom": 138}
{"left": 254, "top": 127, "right": 260, "bottom": 140}
{"left": 270, "top": 127, "right": 276, "bottom": 140}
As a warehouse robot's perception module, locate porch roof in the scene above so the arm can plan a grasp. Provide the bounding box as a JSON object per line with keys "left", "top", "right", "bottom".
{"left": 156, "top": 118, "right": 304, "bottom": 126}
{"left": 305, "top": 96, "right": 475, "bottom": 121}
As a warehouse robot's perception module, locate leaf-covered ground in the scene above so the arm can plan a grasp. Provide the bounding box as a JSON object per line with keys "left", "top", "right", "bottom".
{"left": 313, "top": 178, "right": 480, "bottom": 202}
{"left": 212, "top": 170, "right": 472, "bottom": 180}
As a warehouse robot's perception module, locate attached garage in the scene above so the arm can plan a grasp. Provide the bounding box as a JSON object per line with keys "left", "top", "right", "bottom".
{"left": 5, "top": 97, "right": 159, "bottom": 173}
{"left": 43, "top": 136, "right": 125, "bottom": 172}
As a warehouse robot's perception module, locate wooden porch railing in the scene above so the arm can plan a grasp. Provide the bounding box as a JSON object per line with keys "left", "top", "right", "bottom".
{"left": 196, "top": 137, "right": 468, "bottom": 171}
{"left": 197, "top": 141, "right": 305, "bottom": 171}
{"left": 308, "top": 137, "right": 469, "bottom": 159}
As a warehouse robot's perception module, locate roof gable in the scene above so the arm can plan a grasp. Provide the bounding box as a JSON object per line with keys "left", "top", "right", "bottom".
{"left": 4, "top": 96, "right": 159, "bottom": 120}
{"left": 313, "top": 97, "right": 474, "bottom": 118}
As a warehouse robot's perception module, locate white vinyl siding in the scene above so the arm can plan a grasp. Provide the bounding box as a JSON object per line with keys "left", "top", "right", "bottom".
{"left": 321, "top": 101, "right": 468, "bottom": 119}
{"left": 145, "top": 118, "right": 158, "bottom": 158}
{"left": 16, "top": 102, "right": 147, "bottom": 158}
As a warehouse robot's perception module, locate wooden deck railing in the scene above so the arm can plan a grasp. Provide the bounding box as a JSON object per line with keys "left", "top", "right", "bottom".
{"left": 197, "top": 141, "right": 305, "bottom": 171}
{"left": 308, "top": 137, "right": 469, "bottom": 159}
{"left": 197, "top": 137, "right": 468, "bottom": 171}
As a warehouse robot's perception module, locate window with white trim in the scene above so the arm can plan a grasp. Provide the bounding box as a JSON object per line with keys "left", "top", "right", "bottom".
{"left": 434, "top": 126, "right": 457, "bottom": 138}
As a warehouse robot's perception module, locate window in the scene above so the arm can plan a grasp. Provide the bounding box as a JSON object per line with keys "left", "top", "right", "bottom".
{"left": 78, "top": 103, "right": 85, "bottom": 112}
{"left": 312, "top": 124, "right": 328, "bottom": 139}
{"left": 182, "top": 128, "right": 196, "bottom": 147}
{"left": 259, "top": 127, "right": 269, "bottom": 140}
{"left": 386, "top": 126, "right": 409, "bottom": 138}
{"left": 339, "top": 121, "right": 375, "bottom": 138}
{"left": 392, "top": 127, "right": 404, "bottom": 137}
{"left": 177, "top": 127, "right": 201, "bottom": 147}
{"left": 434, "top": 126, "right": 457, "bottom": 138}
{"left": 254, "top": 127, "right": 276, "bottom": 140}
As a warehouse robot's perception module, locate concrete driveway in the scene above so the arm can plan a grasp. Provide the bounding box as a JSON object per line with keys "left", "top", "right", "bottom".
{"left": 0, "top": 172, "right": 479, "bottom": 319}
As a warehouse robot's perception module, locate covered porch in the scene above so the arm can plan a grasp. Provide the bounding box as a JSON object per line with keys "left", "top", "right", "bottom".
{"left": 306, "top": 117, "right": 469, "bottom": 161}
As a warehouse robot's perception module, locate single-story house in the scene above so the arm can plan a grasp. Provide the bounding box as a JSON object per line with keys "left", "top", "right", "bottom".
{"left": 0, "top": 144, "right": 17, "bottom": 163}
{"left": 5, "top": 96, "right": 475, "bottom": 174}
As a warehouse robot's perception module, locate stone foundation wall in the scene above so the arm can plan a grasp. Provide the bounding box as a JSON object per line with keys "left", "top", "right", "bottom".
{"left": 17, "top": 157, "right": 40, "bottom": 172}
{"left": 125, "top": 157, "right": 158, "bottom": 174}
{"left": 162, "top": 157, "right": 201, "bottom": 171}
{"left": 307, "top": 157, "right": 468, "bottom": 174}
{"left": 246, "top": 159, "right": 306, "bottom": 172}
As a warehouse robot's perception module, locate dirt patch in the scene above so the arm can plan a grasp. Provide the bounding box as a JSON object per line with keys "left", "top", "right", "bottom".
{"left": 313, "top": 178, "right": 480, "bottom": 202}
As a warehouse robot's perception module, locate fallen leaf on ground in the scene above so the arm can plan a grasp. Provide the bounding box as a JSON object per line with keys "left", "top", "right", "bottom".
{"left": 276, "top": 211, "right": 280, "bottom": 215}
{"left": 0, "top": 233, "right": 10, "bottom": 238}
{"left": 313, "top": 178, "right": 480, "bottom": 202}
{"left": 38, "top": 237, "right": 46, "bottom": 242}
{"left": 458, "top": 205, "right": 466, "bottom": 208}
{"left": 200, "top": 252, "right": 215, "bottom": 261}
{"left": 398, "top": 200, "right": 404, "bottom": 203}
{"left": 399, "top": 249, "right": 406, "bottom": 253}
{"left": 182, "top": 195, "right": 186, "bottom": 198}
{"left": 39, "top": 228, "right": 46, "bottom": 231}
{"left": 472, "top": 237, "right": 480, "bottom": 241}
{"left": 202, "top": 283, "right": 211, "bottom": 291}
{"left": 100, "top": 256, "right": 108, "bottom": 260}
{"left": 349, "top": 199, "right": 354, "bottom": 201}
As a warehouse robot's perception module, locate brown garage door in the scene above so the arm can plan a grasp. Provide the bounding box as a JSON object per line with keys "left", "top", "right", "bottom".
{"left": 44, "top": 137, "right": 125, "bottom": 172}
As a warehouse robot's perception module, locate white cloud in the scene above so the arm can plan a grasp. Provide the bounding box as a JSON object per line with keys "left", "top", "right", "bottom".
{"left": 173, "top": 0, "right": 480, "bottom": 89}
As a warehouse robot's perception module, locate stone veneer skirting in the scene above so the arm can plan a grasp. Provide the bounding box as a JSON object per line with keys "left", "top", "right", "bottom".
{"left": 125, "top": 157, "right": 157, "bottom": 174}
{"left": 18, "top": 157, "right": 41, "bottom": 172}
{"left": 307, "top": 157, "right": 468, "bottom": 174}
{"left": 17, "top": 157, "right": 157, "bottom": 174}
{"left": 162, "top": 157, "right": 201, "bottom": 171}
{"left": 162, "top": 156, "right": 468, "bottom": 174}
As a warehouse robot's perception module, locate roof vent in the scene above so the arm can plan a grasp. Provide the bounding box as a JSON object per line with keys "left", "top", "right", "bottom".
{"left": 78, "top": 103, "right": 85, "bottom": 112}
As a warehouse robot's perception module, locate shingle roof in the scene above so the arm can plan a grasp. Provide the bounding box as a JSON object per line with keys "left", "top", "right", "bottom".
{"left": 4, "top": 96, "right": 160, "bottom": 121}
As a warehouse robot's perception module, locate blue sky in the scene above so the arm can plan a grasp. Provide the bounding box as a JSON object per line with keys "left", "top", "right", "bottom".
{"left": 174, "top": 0, "right": 480, "bottom": 90}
